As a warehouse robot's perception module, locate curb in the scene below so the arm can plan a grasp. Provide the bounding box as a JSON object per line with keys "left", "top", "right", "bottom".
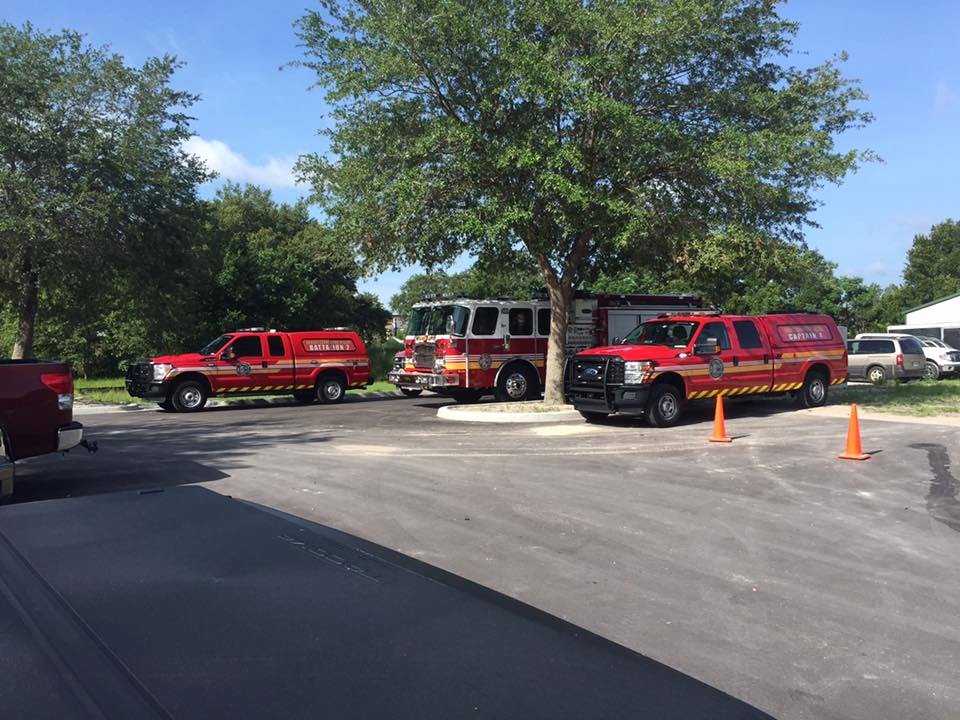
{"left": 74, "top": 391, "right": 407, "bottom": 415}
{"left": 437, "top": 404, "right": 583, "bottom": 424}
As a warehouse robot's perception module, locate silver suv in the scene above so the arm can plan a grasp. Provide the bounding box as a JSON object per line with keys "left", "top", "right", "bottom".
{"left": 915, "top": 336, "right": 960, "bottom": 380}
{"left": 847, "top": 333, "right": 926, "bottom": 383}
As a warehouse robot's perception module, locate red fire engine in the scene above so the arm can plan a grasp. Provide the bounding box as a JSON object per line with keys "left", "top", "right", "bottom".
{"left": 387, "top": 293, "right": 703, "bottom": 403}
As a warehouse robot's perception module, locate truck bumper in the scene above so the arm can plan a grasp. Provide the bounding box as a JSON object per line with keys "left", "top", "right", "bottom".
{"left": 939, "top": 361, "right": 960, "bottom": 375}
{"left": 125, "top": 378, "right": 170, "bottom": 400}
{"left": 567, "top": 384, "right": 650, "bottom": 416}
{"left": 57, "top": 422, "right": 84, "bottom": 452}
{"left": 388, "top": 371, "right": 460, "bottom": 389}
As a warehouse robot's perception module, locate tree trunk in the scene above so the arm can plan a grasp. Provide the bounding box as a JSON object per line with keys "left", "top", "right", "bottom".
{"left": 11, "top": 269, "right": 39, "bottom": 359}
{"left": 543, "top": 279, "right": 575, "bottom": 405}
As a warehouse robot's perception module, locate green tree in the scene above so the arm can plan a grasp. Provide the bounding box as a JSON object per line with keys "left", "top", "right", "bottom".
{"left": 901, "top": 220, "right": 960, "bottom": 310}
{"left": 0, "top": 23, "right": 208, "bottom": 358}
{"left": 295, "top": 0, "right": 873, "bottom": 402}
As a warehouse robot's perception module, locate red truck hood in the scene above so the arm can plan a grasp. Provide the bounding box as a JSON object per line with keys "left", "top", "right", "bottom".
{"left": 149, "top": 352, "right": 210, "bottom": 365}
{"left": 580, "top": 344, "right": 685, "bottom": 362}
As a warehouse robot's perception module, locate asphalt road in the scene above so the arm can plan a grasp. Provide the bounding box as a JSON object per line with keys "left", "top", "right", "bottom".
{"left": 13, "top": 395, "right": 960, "bottom": 720}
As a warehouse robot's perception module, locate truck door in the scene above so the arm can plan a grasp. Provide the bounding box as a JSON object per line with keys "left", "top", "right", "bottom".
{"left": 263, "top": 334, "right": 296, "bottom": 390}
{"left": 685, "top": 320, "right": 738, "bottom": 398}
{"left": 215, "top": 335, "right": 270, "bottom": 393}
{"left": 729, "top": 319, "right": 774, "bottom": 395}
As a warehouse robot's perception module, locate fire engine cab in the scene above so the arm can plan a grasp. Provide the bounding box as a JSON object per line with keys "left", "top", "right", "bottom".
{"left": 126, "top": 328, "right": 371, "bottom": 412}
{"left": 566, "top": 311, "right": 848, "bottom": 426}
{"left": 387, "top": 293, "right": 703, "bottom": 403}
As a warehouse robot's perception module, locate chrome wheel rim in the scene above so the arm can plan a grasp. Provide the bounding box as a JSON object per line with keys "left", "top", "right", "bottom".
{"left": 809, "top": 379, "right": 825, "bottom": 403}
{"left": 868, "top": 368, "right": 884, "bottom": 383}
{"left": 505, "top": 372, "right": 528, "bottom": 400}
{"left": 658, "top": 392, "right": 678, "bottom": 421}
{"left": 323, "top": 381, "right": 343, "bottom": 400}
{"left": 179, "top": 387, "right": 202, "bottom": 409}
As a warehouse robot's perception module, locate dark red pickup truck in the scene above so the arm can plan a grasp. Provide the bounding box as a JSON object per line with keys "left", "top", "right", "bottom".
{"left": 0, "top": 360, "right": 87, "bottom": 501}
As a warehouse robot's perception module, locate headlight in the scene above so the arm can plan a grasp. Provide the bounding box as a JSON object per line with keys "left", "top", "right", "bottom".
{"left": 153, "top": 363, "right": 173, "bottom": 381}
{"left": 624, "top": 361, "right": 654, "bottom": 384}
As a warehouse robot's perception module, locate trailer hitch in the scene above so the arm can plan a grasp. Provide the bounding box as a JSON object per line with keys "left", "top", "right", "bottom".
{"left": 80, "top": 439, "right": 98, "bottom": 453}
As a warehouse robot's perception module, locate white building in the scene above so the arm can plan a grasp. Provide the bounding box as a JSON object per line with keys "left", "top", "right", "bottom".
{"left": 904, "top": 292, "right": 960, "bottom": 325}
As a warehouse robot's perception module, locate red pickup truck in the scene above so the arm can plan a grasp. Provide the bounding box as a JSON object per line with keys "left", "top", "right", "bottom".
{"left": 0, "top": 360, "right": 87, "bottom": 501}
{"left": 126, "top": 328, "right": 372, "bottom": 412}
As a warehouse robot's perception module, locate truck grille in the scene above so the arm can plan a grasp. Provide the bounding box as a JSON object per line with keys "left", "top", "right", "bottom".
{"left": 571, "top": 356, "right": 624, "bottom": 387}
{"left": 413, "top": 343, "right": 436, "bottom": 369}
{"left": 127, "top": 362, "right": 153, "bottom": 382}
{"left": 947, "top": 351, "right": 960, "bottom": 362}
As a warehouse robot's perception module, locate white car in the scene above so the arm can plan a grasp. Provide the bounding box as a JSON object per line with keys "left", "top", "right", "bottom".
{"left": 916, "top": 336, "right": 960, "bottom": 380}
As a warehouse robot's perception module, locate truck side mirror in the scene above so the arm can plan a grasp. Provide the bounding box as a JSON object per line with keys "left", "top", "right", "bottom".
{"left": 612, "top": 336, "right": 622, "bottom": 345}
{"left": 694, "top": 337, "right": 719, "bottom": 355}
{"left": 221, "top": 350, "right": 236, "bottom": 362}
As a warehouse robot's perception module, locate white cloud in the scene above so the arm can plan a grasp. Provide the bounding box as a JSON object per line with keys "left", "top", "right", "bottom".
{"left": 934, "top": 81, "right": 959, "bottom": 112}
{"left": 866, "top": 261, "right": 888, "bottom": 276}
{"left": 182, "top": 136, "right": 300, "bottom": 189}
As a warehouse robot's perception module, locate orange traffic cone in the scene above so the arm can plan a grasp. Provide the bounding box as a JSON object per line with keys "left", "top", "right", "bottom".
{"left": 838, "top": 404, "right": 870, "bottom": 461}
{"left": 709, "top": 395, "right": 732, "bottom": 443}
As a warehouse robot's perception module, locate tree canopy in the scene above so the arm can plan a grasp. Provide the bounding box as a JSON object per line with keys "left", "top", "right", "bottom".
{"left": 900, "top": 219, "right": 960, "bottom": 310}
{"left": 296, "top": 0, "right": 874, "bottom": 402}
{"left": 0, "top": 23, "right": 210, "bottom": 358}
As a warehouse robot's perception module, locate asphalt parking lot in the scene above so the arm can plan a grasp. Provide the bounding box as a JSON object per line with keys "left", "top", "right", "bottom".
{"left": 12, "top": 395, "right": 960, "bottom": 720}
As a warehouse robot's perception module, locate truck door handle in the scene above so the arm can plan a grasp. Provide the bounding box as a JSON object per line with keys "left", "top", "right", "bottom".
{"left": 762, "top": 355, "right": 769, "bottom": 364}
{"left": 310, "top": 360, "right": 319, "bottom": 365}
{"left": 261, "top": 361, "right": 268, "bottom": 368}
{"left": 732, "top": 356, "right": 740, "bottom": 367}
{"left": 206, "top": 363, "right": 216, "bottom": 368}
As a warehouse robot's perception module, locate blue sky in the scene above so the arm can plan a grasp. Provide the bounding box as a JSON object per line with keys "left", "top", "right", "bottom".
{"left": 5, "top": 1, "right": 959, "bottom": 310}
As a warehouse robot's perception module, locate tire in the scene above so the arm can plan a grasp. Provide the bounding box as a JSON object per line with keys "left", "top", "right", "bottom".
{"left": 495, "top": 364, "right": 538, "bottom": 402}
{"left": 924, "top": 361, "right": 941, "bottom": 381}
{"left": 316, "top": 374, "right": 346, "bottom": 404}
{"left": 293, "top": 391, "right": 315, "bottom": 404}
{"left": 157, "top": 399, "right": 176, "bottom": 412}
{"left": 579, "top": 410, "right": 609, "bottom": 424}
{"left": 646, "top": 383, "right": 683, "bottom": 427}
{"left": 866, "top": 365, "right": 886, "bottom": 384}
{"left": 171, "top": 380, "right": 208, "bottom": 413}
{"left": 400, "top": 388, "right": 423, "bottom": 397}
{"left": 796, "top": 370, "right": 828, "bottom": 408}
{"left": 450, "top": 389, "right": 481, "bottom": 404}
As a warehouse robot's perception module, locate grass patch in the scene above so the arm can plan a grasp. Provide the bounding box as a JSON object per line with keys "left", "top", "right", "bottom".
{"left": 832, "top": 378, "right": 960, "bottom": 416}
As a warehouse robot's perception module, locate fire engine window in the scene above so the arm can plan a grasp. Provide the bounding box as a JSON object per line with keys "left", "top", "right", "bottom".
{"left": 700, "top": 322, "right": 731, "bottom": 350}
{"left": 537, "top": 309, "right": 551, "bottom": 336}
{"left": 733, "top": 320, "right": 763, "bottom": 349}
{"left": 230, "top": 336, "right": 263, "bottom": 358}
{"left": 472, "top": 307, "right": 499, "bottom": 336}
{"left": 267, "top": 336, "right": 286, "bottom": 357}
{"left": 509, "top": 308, "right": 533, "bottom": 336}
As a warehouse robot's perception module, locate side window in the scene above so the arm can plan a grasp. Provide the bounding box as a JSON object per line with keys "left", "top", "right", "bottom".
{"left": 847, "top": 341, "right": 859, "bottom": 354}
{"left": 732, "top": 320, "right": 763, "bottom": 349}
{"left": 899, "top": 337, "right": 923, "bottom": 355}
{"left": 509, "top": 308, "right": 533, "bottom": 336}
{"left": 537, "top": 308, "right": 551, "bottom": 336}
{"left": 267, "top": 336, "right": 286, "bottom": 357}
{"left": 231, "top": 336, "right": 263, "bottom": 358}
{"left": 700, "top": 321, "right": 731, "bottom": 351}
{"left": 472, "top": 307, "right": 499, "bottom": 336}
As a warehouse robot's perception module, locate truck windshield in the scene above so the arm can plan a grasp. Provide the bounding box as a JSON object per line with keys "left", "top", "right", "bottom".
{"left": 199, "top": 335, "right": 233, "bottom": 355}
{"left": 407, "top": 305, "right": 470, "bottom": 336}
{"left": 623, "top": 321, "right": 699, "bottom": 347}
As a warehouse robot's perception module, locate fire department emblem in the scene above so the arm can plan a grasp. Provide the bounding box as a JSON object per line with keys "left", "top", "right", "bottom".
{"left": 235, "top": 362, "right": 252, "bottom": 377}
{"left": 708, "top": 357, "right": 724, "bottom": 379}
{"left": 478, "top": 354, "right": 493, "bottom": 371}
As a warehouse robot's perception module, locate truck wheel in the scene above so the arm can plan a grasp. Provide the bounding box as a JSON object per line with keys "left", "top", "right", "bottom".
{"left": 157, "top": 399, "right": 175, "bottom": 412}
{"left": 495, "top": 364, "right": 537, "bottom": 402}
{"left": 646, "top": 383, "right": 682, "bottom": 427}
{"left": 171, "top": 380, "right": 207, "bottom": 412}
{"left": 400, "top": 388, "right": 423, "bottom": 397}
{"left": 293, "top": 391, "right": 315, "bottom": 404}
{"left": 316, "top": 374, "right": 346, "bottom": 403}
{"left": 924, "top": 361, "right": 941, "bottom": 380}
{"left": 797, "top": 370, "right": 828, "bottom": 408}
{"left": 579, "top": 411, "right": 609, "bottom": 424}
{"left": 866, "top": 365, "right": 886, "bottom": 384}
